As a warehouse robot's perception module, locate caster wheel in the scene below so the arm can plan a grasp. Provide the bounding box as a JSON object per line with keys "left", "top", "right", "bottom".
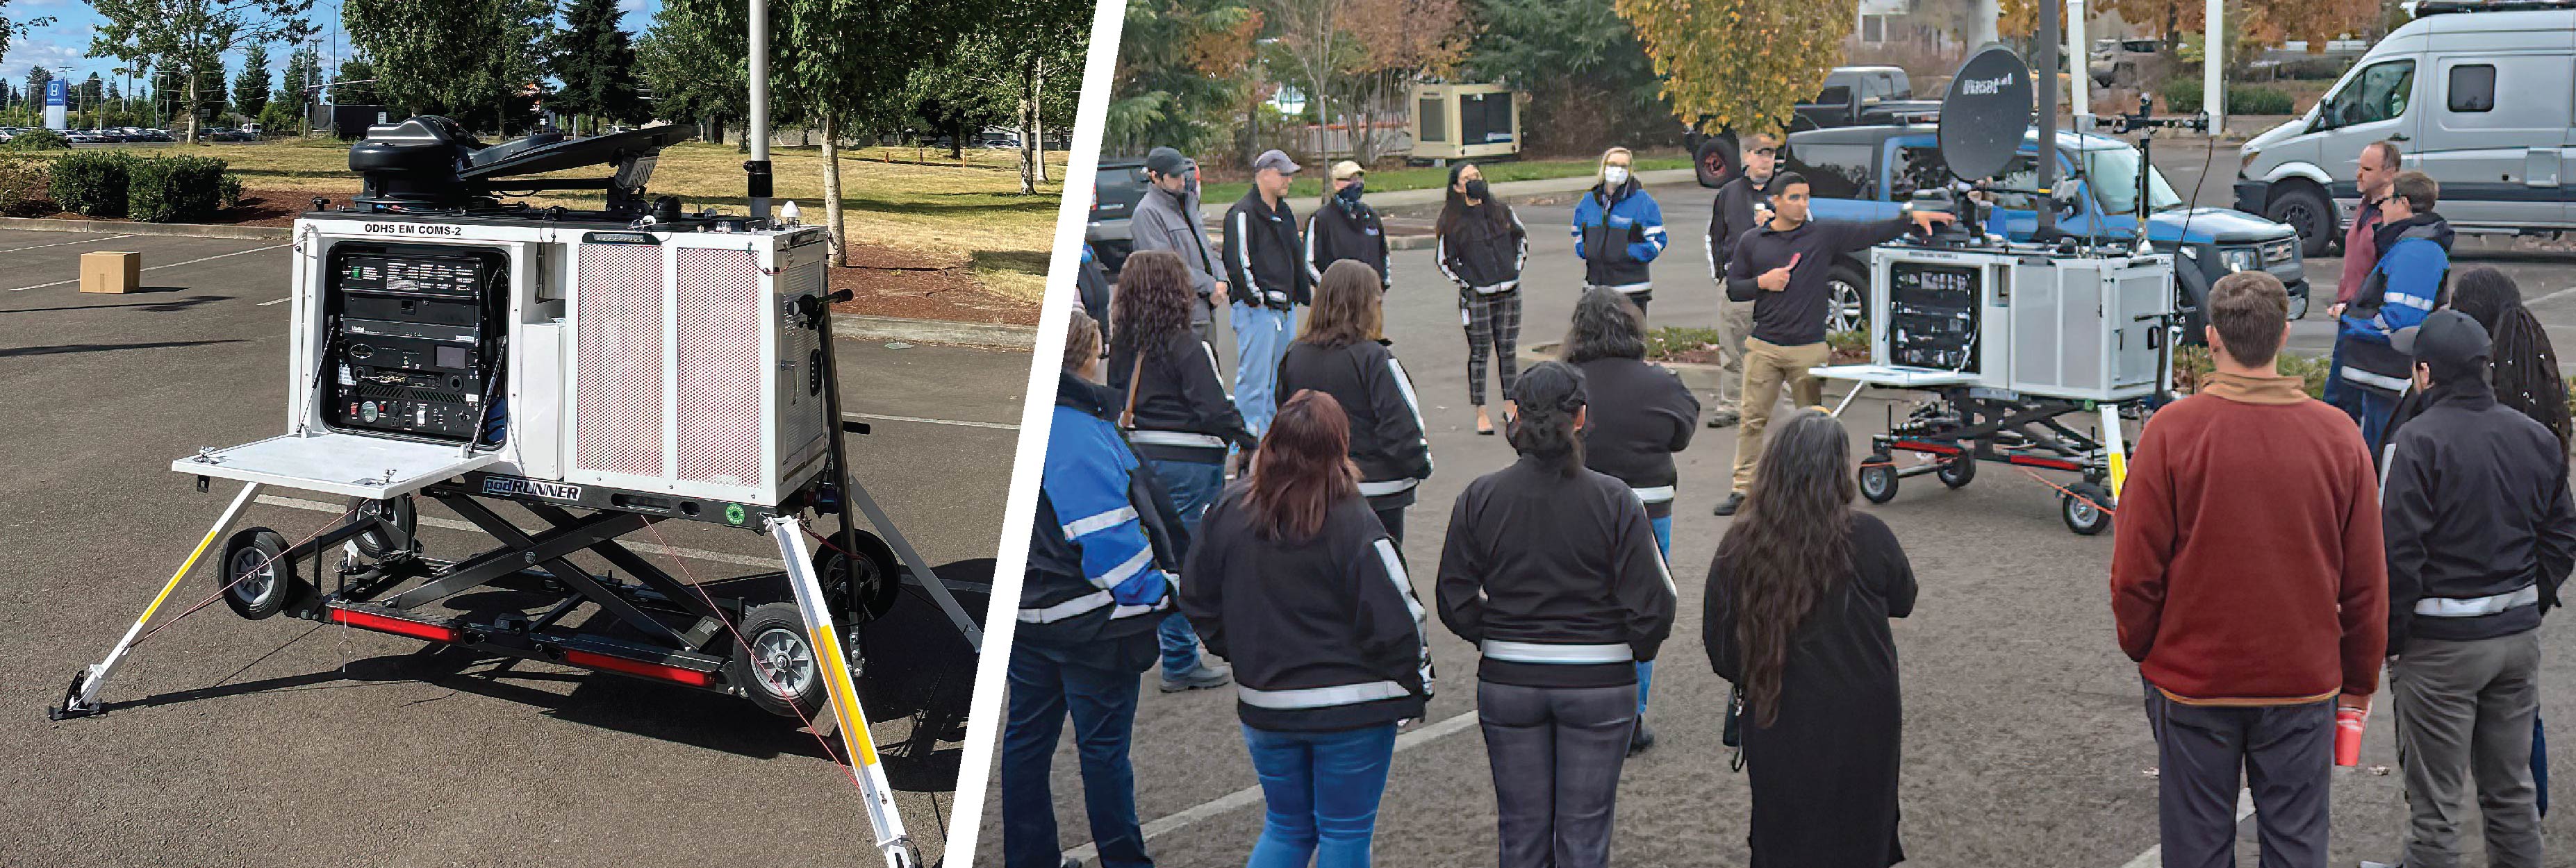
{"left": 818, "top": 531, "right": 902, "bottom": 623}
{"left": 347, "top": 494, "right": 418, "bottom": 560}
{"left": 2062, "top": 483, "right": 2114, "bottom": 536}
{"left": 730, "top": 601, "right": 829, "bottom": 719}
{"left": 1936, "top": 453, "right": 1976, "bottom": 489}
{"left": 1859, "top": 456, "right": 1899, "bottom": 504}
{"left": 217, "top": 527, "right": 306, "bottom": 620}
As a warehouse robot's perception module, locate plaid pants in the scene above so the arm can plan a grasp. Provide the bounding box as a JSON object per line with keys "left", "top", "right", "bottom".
{"left": 1463, "top": 289, "right": 1522, "bottom": 406}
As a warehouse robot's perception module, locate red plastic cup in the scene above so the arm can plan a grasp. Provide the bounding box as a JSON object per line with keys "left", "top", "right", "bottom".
{"left": 2335, "top": 706, "right": 2367, "bottom": 767}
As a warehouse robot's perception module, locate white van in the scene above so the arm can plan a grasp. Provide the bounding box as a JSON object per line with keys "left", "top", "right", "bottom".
{"left": 2236, "top": 0, "right": 2576, "bottom": 256}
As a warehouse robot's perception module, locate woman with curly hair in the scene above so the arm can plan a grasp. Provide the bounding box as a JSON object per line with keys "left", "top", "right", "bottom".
{"left": 1704, "top": 410, "right": 1917, "bottom": 867}
{"left": 1109, "top": 249, "right": 1255, "bottom": 693}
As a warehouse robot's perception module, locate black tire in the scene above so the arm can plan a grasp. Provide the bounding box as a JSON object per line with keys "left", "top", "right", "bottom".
{"left": 2287, "top": 285, "right": 2313, "bottom": 322}
{"left": 1859, "top": 456, "right": 1899, "bottom": 504}
{"left": 1936, "top": 453, "right": 1976, "bottom": 489}
{"left": 1694, "top": 131, "right": 1740, "bottom": 190}
{"left": 729, "top": 601, "right": 830, "bottom": 719}
{"left": 217, "top": 527, "right": 304, "bottom": 620}
{"left": 2265, "top": 183, "right": 2336, "bottom": 258}
{"left": 1826, "top": 263, "right": 1870, "bottom": 337}
{"left": 2062, "top": 483, "right": 2114, "bottom": 536}
{"left": 818, "top": 529, "right": 902, "bottom": 624}
{"left": 347, "top": 495, "right": 418, "bottom": 560}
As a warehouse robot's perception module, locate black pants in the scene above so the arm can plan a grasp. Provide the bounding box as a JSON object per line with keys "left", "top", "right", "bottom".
{"left": 1373, "top": 505, "right": 1406, "bottom": 546}
{"left": 2146, "top": 687, "right": 2334, "bottom": 868}
{"left": 1478, "top": 680, "right": 1637, "bottom": 868}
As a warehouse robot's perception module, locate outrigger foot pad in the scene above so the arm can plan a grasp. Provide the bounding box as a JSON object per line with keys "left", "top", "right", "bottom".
{"left": 51, "top": 669, "right": 101, "bottom": 721}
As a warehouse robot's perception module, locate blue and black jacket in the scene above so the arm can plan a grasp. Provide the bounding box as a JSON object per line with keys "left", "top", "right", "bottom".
{"left": 1022, "top": 370, "right": 1190, "bottom": 646}
{"left": 1571, "top": 176, "right": 1667, "bottom": 293}
{"left": 2338, "top": 213, "right": 2455, "bottom": 399}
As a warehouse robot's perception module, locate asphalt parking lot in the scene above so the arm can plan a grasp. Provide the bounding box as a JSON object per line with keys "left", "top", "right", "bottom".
{"left": 0, "top": 228, "right": 1027, "bottom": 867}
{"left": 995, "top": 170, "right": 2576, "bottom": 867}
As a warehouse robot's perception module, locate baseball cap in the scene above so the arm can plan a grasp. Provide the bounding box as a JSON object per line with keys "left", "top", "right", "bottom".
{"left": 1146, "top": 146, "right": 1187, "bottom": 178}
{"left": 1331, "top": 160, "right": 1366, "bottom": 181}
{"left": 1252, "top": 149, "right": 1301, "bottom": 175}
{"left": 2391, "top": 308, "right": 2491, "bottom": 374}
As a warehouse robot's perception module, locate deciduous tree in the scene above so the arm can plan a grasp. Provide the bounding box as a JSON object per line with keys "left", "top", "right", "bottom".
{"left": 1614, "top": 0, "right": 1853, "bottom": 137}
{"left": 89, "top": 0, "right": 313, "bottom": 143}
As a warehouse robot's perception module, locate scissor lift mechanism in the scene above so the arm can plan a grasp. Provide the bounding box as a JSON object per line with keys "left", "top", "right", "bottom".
{"left": 1819, "top": 369, "right": 2136, "bottom": 536}
{"left": 53, "top": 290, "right": 961, "bottom": 868}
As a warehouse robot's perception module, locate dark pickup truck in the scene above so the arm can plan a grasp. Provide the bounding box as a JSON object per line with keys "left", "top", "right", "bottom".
{"left": 1084, "top": 156, "right": 1153, "bottom": 276}
{"left": 1687, "top": 65, "right": 1945, "bottom": 188}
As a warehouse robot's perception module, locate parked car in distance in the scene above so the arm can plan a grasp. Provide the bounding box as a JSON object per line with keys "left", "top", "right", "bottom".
{"left": 1084, "top": 156, "right": 1153, "bottom": 277}
{"left": 1686, "top": 65, "right": 1946, "bottom": 189}
{"left": 2237, "top": 0, "right": 2576, "bottom": 256}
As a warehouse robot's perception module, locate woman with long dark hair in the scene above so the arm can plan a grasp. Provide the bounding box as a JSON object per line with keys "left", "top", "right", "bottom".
{"left": 1704, "top": 410, "right": 1917, "bottom": 867}
{"left": 1436, "top": 162, "right": 1529, "bottom": 435}
{"left": 1278, "top": 260, "right": 1433, "bottom": 542}
{"left": 2449, "top": 267, "right": 2570, "bottom": 450}
{"left": 1560, "top": 287, "right": 1700, "bottom": 755}
{"left": 1435, "top": 362, "right": 1676, "bottom": 868}
{"left": 1182, "top": 390, "right": 1433, "bottom": 868}
{"left": 1110, "top": 249, "right": 1254, "bottom": 693}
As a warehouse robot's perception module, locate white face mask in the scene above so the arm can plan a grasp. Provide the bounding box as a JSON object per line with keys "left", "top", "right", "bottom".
{"left": 1603, "top": 165, "right": 1630, "bottom": 185}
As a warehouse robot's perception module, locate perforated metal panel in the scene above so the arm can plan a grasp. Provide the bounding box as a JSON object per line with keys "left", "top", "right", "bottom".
{"left": 675, "top": 248, "right": 765, "bottom": 487}
{"left": 573, "top": 243, "right": 668, "bottom": 478}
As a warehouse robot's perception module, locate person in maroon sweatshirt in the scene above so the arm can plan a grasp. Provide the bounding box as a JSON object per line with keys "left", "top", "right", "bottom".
{"left": 2111, "top": 269, "right": 2388, "bottom": 868}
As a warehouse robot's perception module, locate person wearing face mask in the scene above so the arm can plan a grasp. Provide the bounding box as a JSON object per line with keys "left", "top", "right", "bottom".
{"left": 1307, "top": 160, "right": 1392, "bottom": 292}
{"left": 1129, "top": 146, "right": 1230, "bottom": 340}
{"left": 1703, "top": 133, "right": 1785, "bottom": 430}
{"left": 1224, "top": 149, "right": 1315, "bottom": 438}
{"left": 1571, "top": 147, "right": 1669, "bottom": 316}
{"left": 1437, "top": 162, "right": 1528, "bottom": 437}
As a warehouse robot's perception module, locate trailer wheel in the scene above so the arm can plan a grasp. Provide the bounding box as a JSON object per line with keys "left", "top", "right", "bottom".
{"left": 1859, "top": 456, "right": 1899, "bottom": 504}
{"left": 819, "top": 531, "right": 902, "bottom": 624}
{"left": 2062, "top": 483, "right": 2114, "bottom": 536}
{"left": 347, "top": 495, "right": 418, "bottom": 560}
{"left": 217, "top": 528, "right": 305, "bottom": 620}
{"left": 731, "top": 602, "right": 828, "bottom": 719}
{"left": 1936, "top": 453, "right": 1976, "bottom": 488}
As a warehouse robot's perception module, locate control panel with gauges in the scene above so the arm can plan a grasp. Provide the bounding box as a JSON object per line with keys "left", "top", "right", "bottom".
{"left": 322, "top": 244, "right": 508, "bottom": 442}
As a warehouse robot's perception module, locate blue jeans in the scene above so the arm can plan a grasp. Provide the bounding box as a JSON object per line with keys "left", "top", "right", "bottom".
{"left": 1001, "top": 635, "right": 1157, "bottom": 868}
{"left": 2322, "top": 340, "right": 2352, "bottom": 408}
{"left": 1642, "top": 514, "right": 1671, "bottom": 716}
{"left": 1232, "top": 302, "right": 1298, "bottom": 437}
{"left": 2352, "top": 389, "right": 2398, "bottom": 456}
{"left": 2539, "top": 712, "right": 2552, "bottom": 817}
{"left": 1241, "top": 724, "right": 1398, "bottom": 868}
{"left": 1147, "top": 456, "right": 1226, "bottom": 677}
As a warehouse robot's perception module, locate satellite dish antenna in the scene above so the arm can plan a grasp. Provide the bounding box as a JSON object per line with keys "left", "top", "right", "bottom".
{"left": 1938, "top": 44, "right": 2036, "bottom": 183}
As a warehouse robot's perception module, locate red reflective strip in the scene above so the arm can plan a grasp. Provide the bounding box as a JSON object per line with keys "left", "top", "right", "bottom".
{"left": 2007, "top": 455, "right": 2083, "bottom": 471}
{"left": 564, "top": 650, "right": 715, "bottom": 687}
{"left": 329, "top": 608, "right": 459, "bottom": 642}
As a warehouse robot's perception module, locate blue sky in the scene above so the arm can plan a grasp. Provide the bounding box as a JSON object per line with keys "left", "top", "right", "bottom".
{"left": 7, "top": 0, "right": 657, "bottom": 95}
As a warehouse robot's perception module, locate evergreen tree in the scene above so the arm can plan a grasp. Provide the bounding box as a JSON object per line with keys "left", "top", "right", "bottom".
{"left": 276, "top": 43, "right": 320, "bottom": 107}
{"left": 233, "top": 43, "right": 271, "bottom": 119}
{"left": 549, "top": 0, "right": 645, "bottom": 133}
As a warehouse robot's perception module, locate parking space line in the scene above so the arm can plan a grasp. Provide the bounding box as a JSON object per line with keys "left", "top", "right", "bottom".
{"left": 2116, "top": 789, "right": 2254, "bottom": 868}
{"left": 4, "top": 242, "right": 290, "bottom": 291}
{"left": 2525, "top": 285, "right": 2576, "bottom": 308}
{"left": 1059, "top": 710, "right": 1481, "bottom": 863}
{"left": 258, "top": 297, "right": 292, "bottom": 306}
{"left": 251, "top": 494, "right": 989, "bottom": 592}
{"left": 0, "top": 233, "right": 139, "bottom": 254}
{"left": 847, "top": 411, "right": 1019, "bottom": 431}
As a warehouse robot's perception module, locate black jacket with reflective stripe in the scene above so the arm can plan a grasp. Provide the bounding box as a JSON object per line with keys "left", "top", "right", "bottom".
{"left": 1307, "top": 197, "right": 1392, "bottom": 289}
{"left": 1223, "top": 190, "right": 1310, "bottom": 310}
{"left": 1275, "top": 339, "right": 1433, "bottom": 509}
{"left": 1109, "top": 331, "right": 1258, "bottom": 462}
{"left": 1181, "top": 484, "right": 1432, "bottom": 731}
{"left": 2380, "top": 379, "right": 2576, "bottom": 653}
{"left": 1435, "top": 458, "right": 1678, "bottom": 687}
{"left": 1574, "top": 357, "right": 1701, "bottom": 518}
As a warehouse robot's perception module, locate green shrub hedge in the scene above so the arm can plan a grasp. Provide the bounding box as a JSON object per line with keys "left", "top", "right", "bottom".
{"left": 129, "top": 156, "right": 229, "bottom": 223}
{"left": 47, "top": 151, "right": 138, "bottom": 217}
{"left": 218, "top": 173, "right": 244, "bottom": 210}
{"left": 2159, "top": 80, "right": 2297, "bottom": 115}
{"left": 0, "top": 156, "right": 47, "bottom": 215}
{"left": 4, "top": 128, "right": 69, "bottom": 151}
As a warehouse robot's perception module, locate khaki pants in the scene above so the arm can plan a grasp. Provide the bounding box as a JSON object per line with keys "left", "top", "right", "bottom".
{"left": 1732, "top": 337, "right": 1830, "bottom": 493}
{"left": 1712, "top": 299, "right": 1756, "bottom": 412}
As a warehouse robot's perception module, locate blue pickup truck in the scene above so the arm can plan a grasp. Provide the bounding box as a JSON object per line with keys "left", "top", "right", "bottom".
{"left": 1774, "top": 124, "right": 2311, "bottom": 339}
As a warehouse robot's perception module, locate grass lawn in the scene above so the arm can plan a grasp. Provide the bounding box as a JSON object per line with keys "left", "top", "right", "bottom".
{"left": 25, "top": 138, "right": 1068, "bottom": 300}
{"left": 1200, "top": 156, "right": 1690, "bottom": 206}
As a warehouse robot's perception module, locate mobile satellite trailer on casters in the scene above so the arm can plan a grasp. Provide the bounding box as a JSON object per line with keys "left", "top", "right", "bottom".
{"left": 49, "top": 119, "right": 962, "bottom": 868}
{"left": 1815, "top": 42, "right": 2192, "bottom": 536}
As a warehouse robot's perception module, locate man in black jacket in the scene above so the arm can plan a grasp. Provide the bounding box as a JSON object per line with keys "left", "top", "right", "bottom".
{"left": 1715, "top": 173, "right": 1949, "bottom": 515}
{"left": 1223, "top": 149, "right": 1311, "bottom": 437}
{"left": 1703, "top": 133, "right": 1783, "bottom": 429}
{"left": 1307, "top": 160, "right": 1392, "bottom": 291}
{"left": 2368, "top": 310, "right": 2576, "bottom": 868}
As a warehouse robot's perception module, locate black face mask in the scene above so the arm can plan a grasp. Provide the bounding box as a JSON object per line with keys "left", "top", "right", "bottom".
{"left": 1463, "top": 178, "right": 1490, "bottom": 201}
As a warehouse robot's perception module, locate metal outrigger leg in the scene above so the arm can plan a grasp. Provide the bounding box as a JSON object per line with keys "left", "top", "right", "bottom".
{"left": 55, "top": 481, "right": 267, "bottom": 720}
{"left": 770, "top": 515, "right": 920, "bottom": 868}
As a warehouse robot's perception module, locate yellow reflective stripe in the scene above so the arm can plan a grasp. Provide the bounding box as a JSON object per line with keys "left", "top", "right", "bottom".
{"left": 136, "top": 506, "right": 234, "bottom": 630}
{"left": 809, "top": 622, "right": 879, "bottom": 766}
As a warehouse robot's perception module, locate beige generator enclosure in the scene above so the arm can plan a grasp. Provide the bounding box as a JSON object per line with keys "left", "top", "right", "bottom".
{"left": 1411, "top": 83, "right": 1521, "bottom": 162}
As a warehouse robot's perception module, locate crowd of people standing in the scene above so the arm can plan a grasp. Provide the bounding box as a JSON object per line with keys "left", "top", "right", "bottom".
{"left": 1005, "top": 134, "right": 2574, "bottom": 868}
